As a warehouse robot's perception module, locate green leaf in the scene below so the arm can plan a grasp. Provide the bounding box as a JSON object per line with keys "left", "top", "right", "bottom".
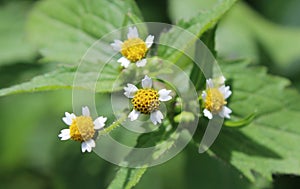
{"left": 0, "top": 56, "right": 177, "bottom": 97}
{"left": 157, "top": 0, "right": 238, "bottom": 62}
{"left": 0, "top": 64, "right": 120, "bottom": 97}
{"left": 0, "top": 2, "right": 37, "bottom": 65}
{"left": 107, "top": 167, "right": 147, "bottom": 189}
{"left": 0, "top": 0, "right": 145, "bottom": 96}
{"left": 0, "top": 67, "right": 75, "bottom": 96}
{"left": 27, "top": 0, "right": 143, "bottom": 64}
{"left": 168, "top": 0, "right": 219, "bottom": 21}
{"left": 207, "top": 59, "right": 300, "bottom": 182}
{"left": 216, "top": 2, "right": 300, "bottom": 71}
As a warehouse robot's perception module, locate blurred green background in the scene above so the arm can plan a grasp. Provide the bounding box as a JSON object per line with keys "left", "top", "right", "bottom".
{"left": 1, "top": 0, "right": 300, "bottom": 188}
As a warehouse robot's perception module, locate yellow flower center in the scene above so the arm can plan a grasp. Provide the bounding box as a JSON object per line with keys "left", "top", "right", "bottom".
{"left": 69, "top": 116, "right": 95, "bottom": 142}
{"left": 121, "top": 38, "right": 148, "bottom": 62}
{"left": 205, "top": 88, "right": 227, "bottom": 113}
{"left": 132, "top": 89, "right": 160, "bottom": 114}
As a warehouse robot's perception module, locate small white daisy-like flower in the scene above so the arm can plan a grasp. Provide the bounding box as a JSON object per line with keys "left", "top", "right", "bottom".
{"left": 124, "top": 75, "right": 172, "bottom": 125}
{"left": 202, "top": 77, "right": 232, "bottom": 119}
{"left": 111, "top": 27, "right": 154, "bottom": 68}
{"left": 58, "top": 106, "right": 107, "bottom": 153}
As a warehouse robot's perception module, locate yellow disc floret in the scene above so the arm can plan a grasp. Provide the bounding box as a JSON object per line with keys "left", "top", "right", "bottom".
{"left": 121, "top": 38, "right": 148, "bottom": 62}
{"left": 132, "top": 89, "right": 160, "bottom": 114}
{"left": 205, "top": 88, "right": 227, "bottom": 113}
{"left": 69, "top": 116, "right": 95, "bottom": 142}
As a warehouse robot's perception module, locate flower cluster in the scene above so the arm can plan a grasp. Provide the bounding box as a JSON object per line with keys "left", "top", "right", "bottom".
{"left": 58, "top": 27, "right": 172, "bottom": 153}
{"left": 58, "top": 27, "right": 233, "bottom": 154}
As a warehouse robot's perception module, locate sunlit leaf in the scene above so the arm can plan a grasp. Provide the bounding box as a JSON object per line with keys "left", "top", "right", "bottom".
{"left": 157, "top": 0, "right": 238, "bottom": 62}
{"left": 168, "top": 0, "right": 219, "bottom": 21}
{"left": 0, "top": 0, "right": 144, "bottom": 96}
{"left": 0, "top": 64, "right": 120, "bottom": 97}
{"left": 27, "top": 0, "right": 143, "bottom": 64}
{"left": 0, "top": 2, "right": 37, "bottom": 65}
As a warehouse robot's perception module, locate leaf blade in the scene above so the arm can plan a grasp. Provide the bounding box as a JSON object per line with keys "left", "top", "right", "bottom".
{"left": 27, "top": 0, "right": 143, "bottom": 64}
{"left": 157, "top": 0, "right": 238, "bottom": 61}
{"left": 0, "top": 64, "right": 120, "bottom": 97}
{"left": 208, "top": 60, "right": 300, "bottom": 182}
{"left": 107, "top": 167, "right": 147, "bottom": 189}
{"left": 0, "top": 2, "right": 37, "bottom": 65}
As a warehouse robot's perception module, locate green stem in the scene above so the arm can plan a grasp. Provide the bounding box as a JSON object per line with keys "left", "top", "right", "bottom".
{"left": 124, "top": 167, "right": 147, "bottom": 189}
{"left": 98, "top": 115, "right": 127, "bottom": 135}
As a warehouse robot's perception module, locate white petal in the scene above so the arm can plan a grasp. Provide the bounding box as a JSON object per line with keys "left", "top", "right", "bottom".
{"left": 86, "top": 139, "right": 96, "bottom": 148}
{"left": 82, "top": 106, "right": 90, "bottom": 116}
{"left": 219, "top": 106, "right": 232, "bottom": 119}
{"left": 124, "top": 84, "right": 138, "bottom": 98}
{"left": 217, "top": 76, "right": 226, "bottom": 85}
{"left": 62, "top": 112, "right": 76, "bottom": 125}
{"left": 219, "top": 85, "right": 232, "bottom": 99}
{"left": 81, "top": 142, "right": 89, "bottom": 153}
{"left": 203, "top": 109, "right": 213, "bottom": 119}
{"left": 94, "top": 116, "right": 107, "bottom": 130}
{"left": 224, "top": 87, "right": 232, "bottom": 99}
{"left": 127, "top": 27, "right": 139, "bottom": 38}
{"left": 142, "top": 75, "right": 152, "bottom": 88}
{"left": 60, "top": 129, "right": 70, "bottom": 134}
{"left": 81, "top": 139, "right": 95, "bottom": 153}
{"left": 145, "top": 35, "right": 154, "bottom": 48}
{"left": 136, "top": 59, "right": 147, "bottom": 67}
{"left": 110, "top": 40, "right": 123, "bottom": 51}
{"left": 62, "top": 117, "right": 71, "bottom": 125}
{"left": 206, "top": 79, "right": 214, "bottom": 88}
{"left": 128, "top": 109, "right": 140, "bottom": 121}
{"left": 150, "top": 110, "right": 164, "bottom": 125}
{"left": 158, "top": 89, "right": 172, "bottom": 101}
{"left": 117, "top": 57, "right": 131, "bottom": 68}
{"left": 219, "top": 85, "right": 225, "bottom": 93}
{"left": 58, "top": 129, "right": 70, "bottom": 140}
{"left": 201, "top": 91, "right": 207, "bottom": 101}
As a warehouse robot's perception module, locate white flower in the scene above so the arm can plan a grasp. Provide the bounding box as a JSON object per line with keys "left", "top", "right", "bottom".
{"left": 124, "top": 75, "right": 172, "bottom": 125}
{"left": 111, "top": 27, "right": 154, "bottom": 68}
{"left": 202, "top": 77, "right": 232, "bottom": 119}
{"left": 58, "top": 106, "right": 107, "bottom": 153}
